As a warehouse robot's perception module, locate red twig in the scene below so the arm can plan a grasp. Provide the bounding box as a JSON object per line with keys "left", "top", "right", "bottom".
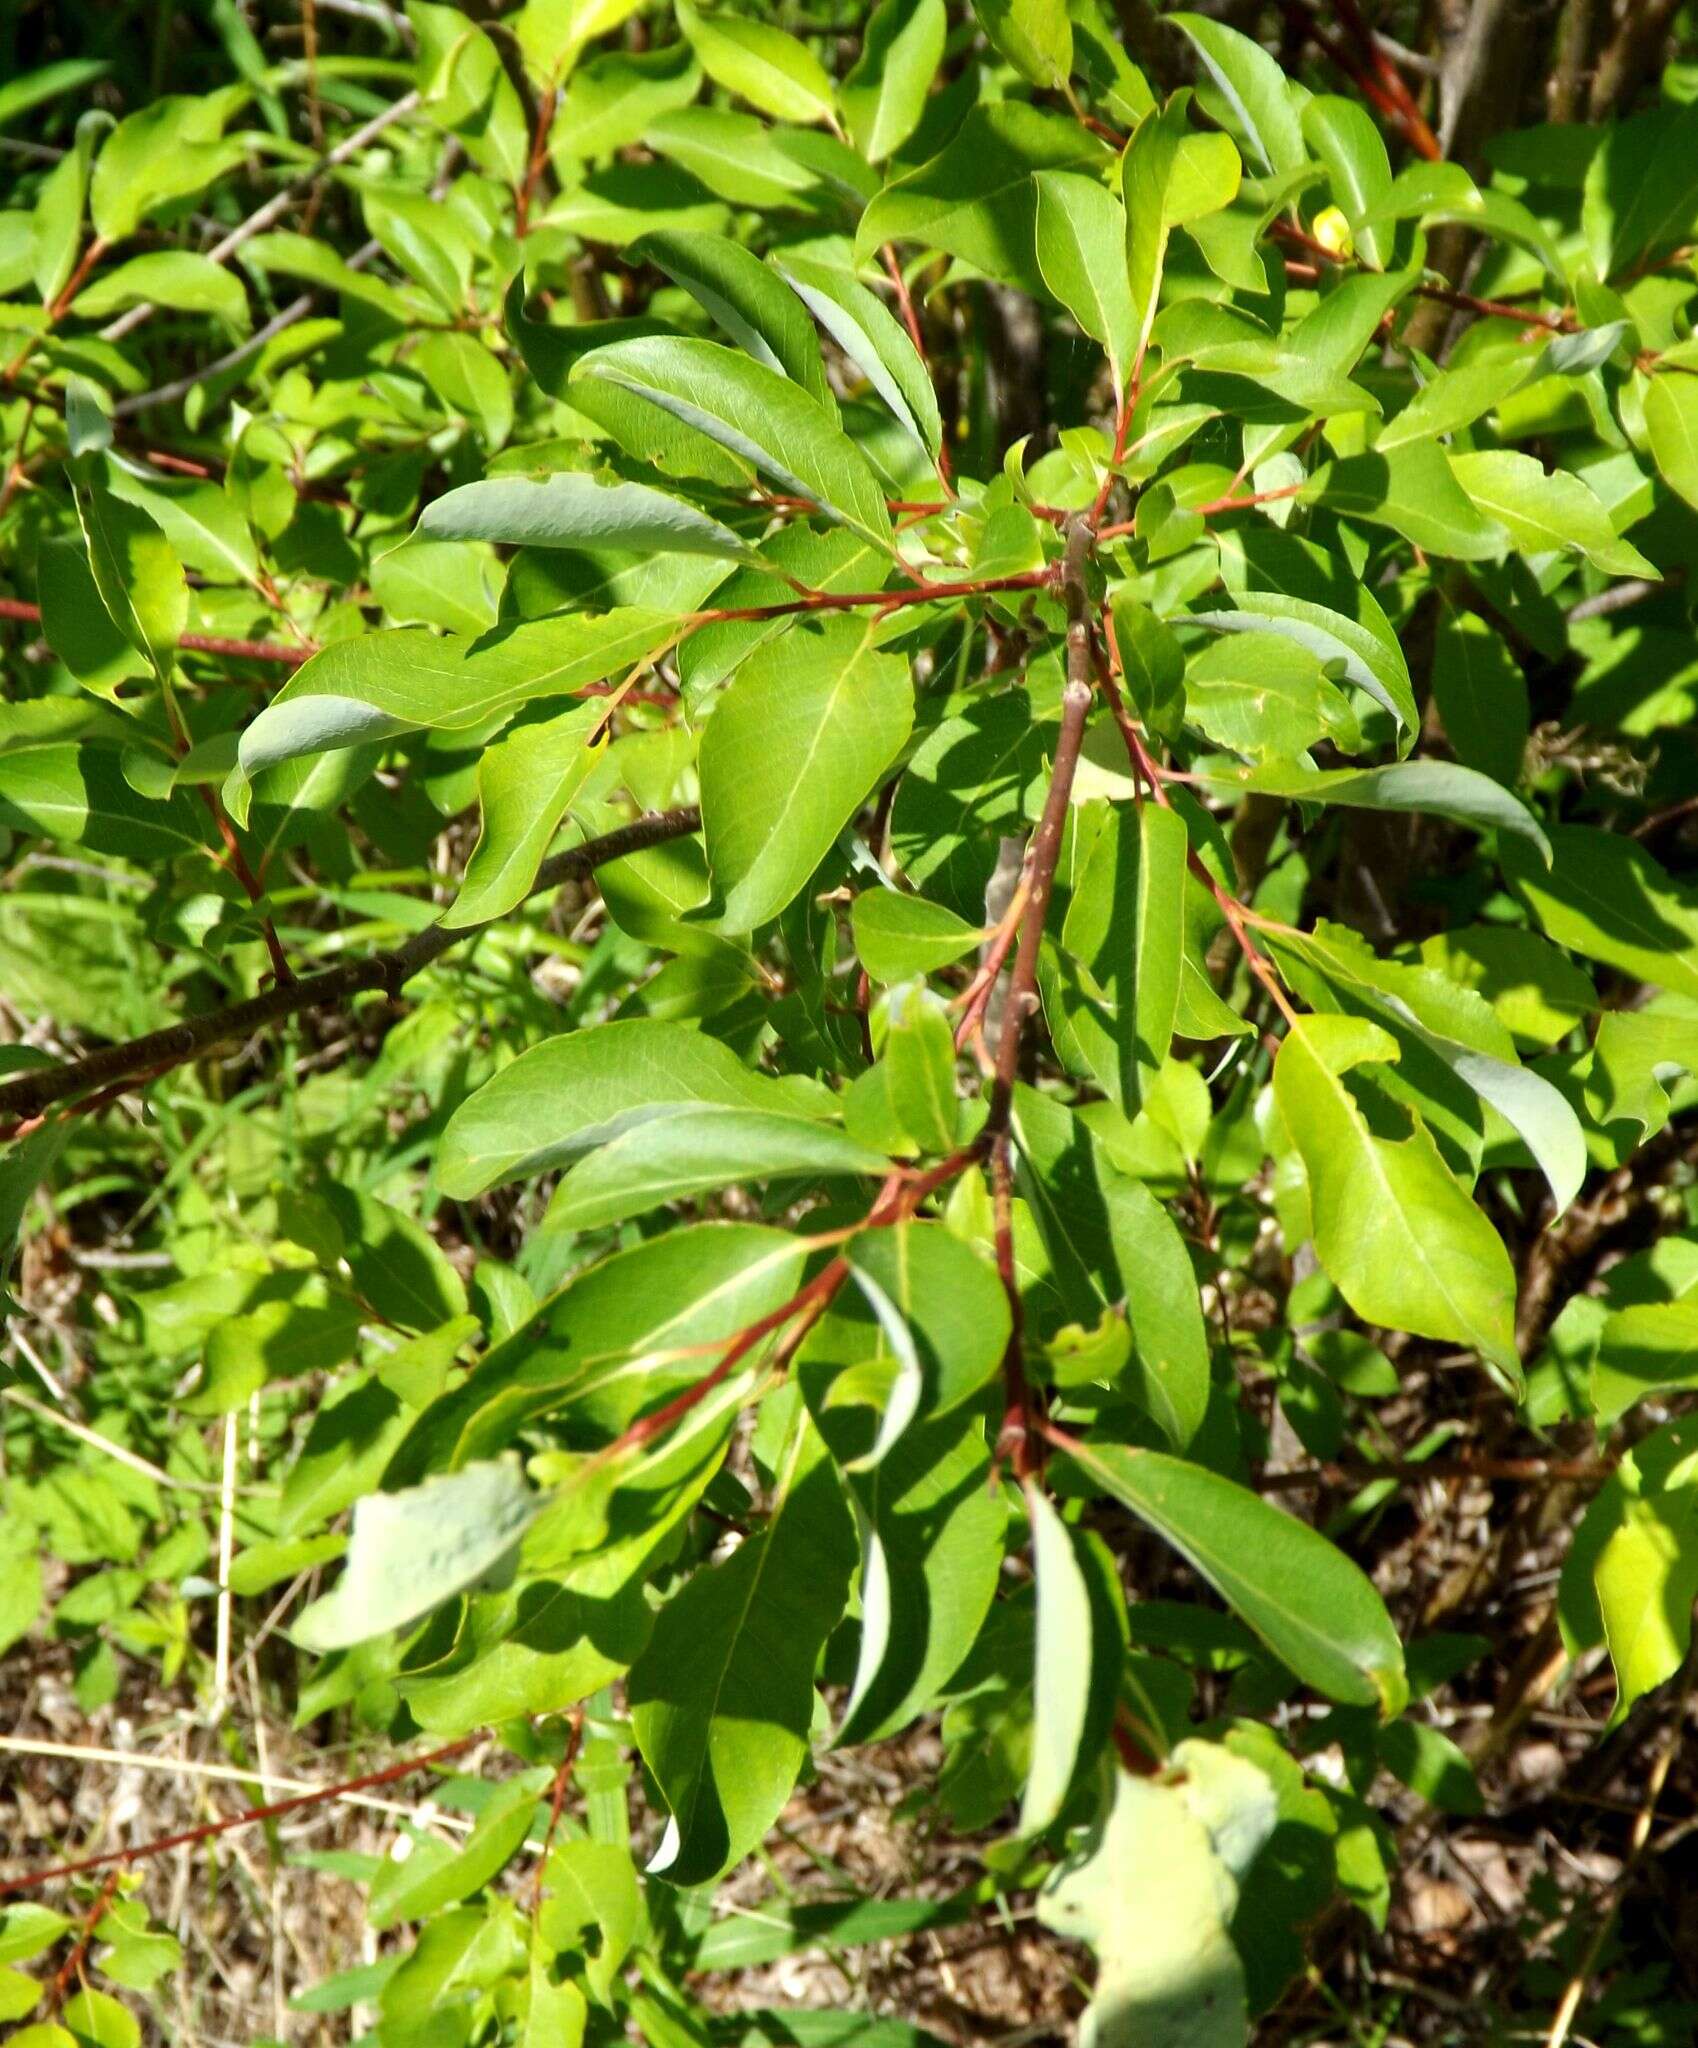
{"left": 1270, "top": 222, "right": 1575, "bottom": 333}
{"left": 1330, "top": 0, "right": 1443, "bottom": 159}
{"left": 596, "top": 1147, "right": 984, "bottom": 1468}
{"left": 1090, "top": 383, "right": 1141, "bottom": 529}
{"left": 1096, "top": 609, "right": 1296, "bottom": 1021}
{"left": 693, "top": 567, "right": 1056, "bottom": 627}
{"left": 45, "top": 1866, "right": 125, "bottom": 2015}
{"left": 2, "top": 235, "right": 110, "bottom": 388}
{"left": 879, "top": 244, "right": 950, "bottom": 486}
{"left": 0, "top": 596, "right": 313, "bottom": 667}
{"left": 1276, "top": 0, "right": 1440, "bottom": 159}
{"left": 515, "top": 74, "right": 560, "bottom": 237}
{"left": 0, "top": 1737, "right": 483, "bottom": 1896}
{"left": 531, "top": 1708, "right": 585, "bottom": 1913}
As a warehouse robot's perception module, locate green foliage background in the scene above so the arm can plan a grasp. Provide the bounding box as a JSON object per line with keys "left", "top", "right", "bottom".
{"left": 4, "top": 0, "right": 1698, "bottom": 2041}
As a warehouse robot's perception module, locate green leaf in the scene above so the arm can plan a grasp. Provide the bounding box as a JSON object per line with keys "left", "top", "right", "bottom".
{"left": 633, "top": 227, "right": 833, "bottom": 408}
{"left": 571, "top": 336, "right": 895, "bottom": 551}
{"left": 1064, "top": 1438, "right": 1408, "bottom": 1711}
{"left": 700, "top": 614, "right": 913, "bottom": 931}
{"left": 853, "top": 889, "right": 984, "bottom": 982}
{"left": 37, "top": 536, "right": 147, "bottom": 705}
{"left": 1305, "top": 440, "right": 1508, "bottom": 560}
{"left": 629, "top": 1412, "right": 855, "bottom": 1884}
{"left": 1302, "top": 96, "right": 1393, "bottom": 270}
{"left": 1375, "top": 349, "right": 1533, "bottom": 454}
{"left": 1039, "top": 1749, "right": 1278, "bottom": 2048}
{"left": 1061, "top": 800, "right": 1188, "bottom": 1111}
{"left": 1376, "top": 1719, "right": 1482, "bottom": 1815}
{"left": 773, "top": 251, "right": 943, "bottom": 458}
{"left": 1034, "top": 171, "right": 1136, "bottom": 392}
{"left": 970, "top": 0, "right": 1072, "bottom": 93}
{"left": 858, "top": 102, "right": 1107, "bottom": 299}
{"left": 437, "top": 1017, "right": 832, "bottom": 1197}
{"left": 544, "top": 1107, "right": 888, "bottom": 1232}
{"left": 804, "top": 1224, "right": 1009, "bottom": 1455}
{"left": 1591, "top": 1301, "right": 1698, "bottom": 1426}
{"left": 1125, "top": 96, "right": 1242, "bottom": 374}
{"left": 1169, "top": 15, "right": 1305, "bottom": 177}
{"left": 556, "top": 41, "right": 702, "bottom": 157}
{"left": 292, "top": 1460, "right": 540, "bottom": 1652}
{"left": 1644, "top": 372, "right": 1698, "bottom": 513}
{"left": 1273, "top": 1014, "right": 1520, "bottom": 1385}
{"left": 1200, "top": 758, "right": 1550, "bottom": 860}
{"left": 1596, "top": 1479, "right": 1698, "bottom": 1718}
{"left": 1099, "top": 1166, "right": 1212, "bottom": 1449}
{"left": 391, "top": 1222, "right": 808, "bottom": 1481}
{"left": 237, "top": 610, "right": 677, "bottom": 784}
{"left": 370, "top": 1774, "right": 544, "bottom": 1928}
{"left": 1580, "top": 97, "right": 1698, "bottom": 279}
{"left": 445, "top": 701, "right": 608, "bottom": 928}
{"left": 1428, "top": 608, "right": 1529, "bottom": 788}
{"left": 30, "top": 110, "right": 102, "bottom": 306}
{"left": 0, "top": 1525, "right": 43, "bottom": 1657}
{"left": 679, "top": 1, "right": 837, "bottom": 127}
{"left": 75, "top": 485, "right": 187, "bottom": 685}
{"left": 70, "top": 251, "right": 249, "bottom": 333}
{"left": 1270, "top": 921, "right": 1587, "bottom": 1216}
{"left": 882, "top": 980, "right": 960, "bottom": 1155}
{"left": 0, "top": 1905, "right": 71, "bottom": 1966}
{"left": 841, "top": 0, "right": 947, "bottom": 161}
{"left": 1182, "top": 633, "right": 1360, "bottom": 760}
{"left": 1110, "top": 594, "right": 1185, "bottom": 742}
{"left": 0, "top": 745, "right": 206, "bottom": 861}
{"left": 60, "top": 1987, "right": 141, "bottom": 2048}
{"left": 1008, "top": 1086, "right": 1211, "bottom": 1447}
{"left": 807, "top": 1402, "right": 1007, "bottom": 1745}
{"left": 106, "top": 457, "right": 259, "bottom": 588}
{"left": 1020, "top": 1487, "right": 1125, "bottom": 1835}
{"left": 1189, "top": 589, "right": 1417, "bottom": 745}
{"left": 1448, "top": 449, "right": 1656, "bottom": 578}
{"left": 0, "top": 58, "right": 109, "bottom": 132}
{"left": 418, "top": 472, "right": 750, "bottom": 559}
{"left": 643, "top": 105, "right": 827, "bottom": 212}
{"left": 1502, "top": 824, "right": 1698, "bottom": 1000}
{"left": 88, "top": 92, "right": 247, "bottom": 242}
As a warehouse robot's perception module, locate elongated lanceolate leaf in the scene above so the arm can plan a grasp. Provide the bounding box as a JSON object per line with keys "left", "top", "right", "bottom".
{"left": 1064, "top": 1437, "right": 1408, "bottom": 1713}
{"left": 418, "top": 472, "right": 751, "bottom": 558}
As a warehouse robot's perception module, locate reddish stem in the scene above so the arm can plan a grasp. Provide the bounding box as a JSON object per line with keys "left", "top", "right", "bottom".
{"left": 692, "top": 567, "right": 1056, "bottom": 627}
{"left": 0, "top": 596, "right": 313, "bottom": 667}
{"left": 45, "top": 1867, "right": 125, "bottom": 2015}
{"left": 531, "top": 1707, "right": 585, "bottom": 1913}
{"left": 515, "top": 75, "right": 560, "bottom": 237}
{"left": 0, "top": 1738, "right": 483, "bottom": 1895}
{"left": 1331, "top": 0, "right": 1444, "bottom": 159}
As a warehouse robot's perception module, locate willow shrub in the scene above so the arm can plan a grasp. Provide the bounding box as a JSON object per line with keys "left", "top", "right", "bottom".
{"left": 4, "top": 2, "right": 1698, "bottom": 2042}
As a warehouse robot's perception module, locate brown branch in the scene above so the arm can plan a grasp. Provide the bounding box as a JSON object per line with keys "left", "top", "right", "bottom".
{"left": 0, "top": 807, "right": 702, "bottom": 1128}
{"left": 987, "top": 524, "right": 1095, "bottom": 1130}
{"left": 0, "top": 1735, "right": 481, "bottom": 1896}
{"left": 981, "top": 520, "right": 1098, "bottom": 1481}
